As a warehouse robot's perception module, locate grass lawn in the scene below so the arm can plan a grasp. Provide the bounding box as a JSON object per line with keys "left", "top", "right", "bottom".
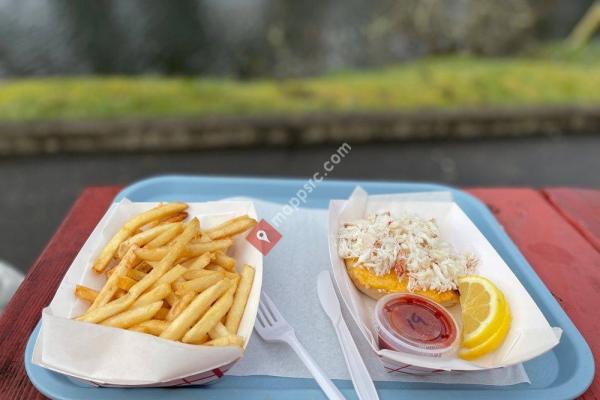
{"left": 0, "top": 44, "right": 599, "bottom": 122}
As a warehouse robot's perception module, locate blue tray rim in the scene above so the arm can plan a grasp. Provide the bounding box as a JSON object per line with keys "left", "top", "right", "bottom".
{"left": 25, "top": 175, "right": 595, "bottom": 400}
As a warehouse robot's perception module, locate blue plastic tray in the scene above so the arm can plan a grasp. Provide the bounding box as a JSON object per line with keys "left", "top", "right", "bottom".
{"left": 25, "top": 175, "right": 594, "bottom": 400}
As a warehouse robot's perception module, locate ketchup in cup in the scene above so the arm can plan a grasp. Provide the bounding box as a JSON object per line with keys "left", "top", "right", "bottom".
{"left": 374, "top": 293, "right": 459, "bottom": 358}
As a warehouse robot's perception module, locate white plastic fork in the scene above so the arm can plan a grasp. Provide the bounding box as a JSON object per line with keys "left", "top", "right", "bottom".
{"left": 255, "top": 292, "right": 346, "bottom": 400}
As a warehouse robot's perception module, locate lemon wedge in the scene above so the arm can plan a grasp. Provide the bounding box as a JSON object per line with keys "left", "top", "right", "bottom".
{"left": 459, "top": 297, "right": 512, "bottom": 360}
{"left": 458, "top": 275, "right": 509, "bottom": 351}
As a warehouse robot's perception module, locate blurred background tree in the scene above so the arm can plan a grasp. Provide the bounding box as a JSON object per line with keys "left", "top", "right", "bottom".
{"left": 0, "top": 0, "right": 594, "bottom": 78}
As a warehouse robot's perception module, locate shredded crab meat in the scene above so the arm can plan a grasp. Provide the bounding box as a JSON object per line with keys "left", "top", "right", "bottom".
{"left": 337, "top": 211, "right": 477, "bottom": 292}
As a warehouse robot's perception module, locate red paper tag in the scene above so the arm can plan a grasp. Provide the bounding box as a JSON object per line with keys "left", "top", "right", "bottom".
{"left": 246, "top": 219, "right": 282, "bottom": 255}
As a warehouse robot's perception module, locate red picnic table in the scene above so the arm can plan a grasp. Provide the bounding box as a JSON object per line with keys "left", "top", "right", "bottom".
{"left": 0, "top": 185, "right": 598, "bottom": 399}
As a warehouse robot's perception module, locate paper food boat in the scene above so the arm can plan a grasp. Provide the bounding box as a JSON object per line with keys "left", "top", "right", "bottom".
{"left": 32, "top": 199, "right": 263, "bottom": 387}
{"left": 328, "top": 188, "right": 561, "bottom": 375}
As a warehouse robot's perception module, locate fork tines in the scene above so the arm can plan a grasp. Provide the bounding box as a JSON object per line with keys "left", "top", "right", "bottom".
{"left": 257, "top": 293, "right": 278, "bottom": 327}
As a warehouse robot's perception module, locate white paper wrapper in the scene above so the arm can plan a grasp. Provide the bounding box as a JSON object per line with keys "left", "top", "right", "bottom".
{"left": 227, "top": 199, "right": 528, "bottom": 385}
{"left": 32, "top": 199, "right": 263, "bottom": 386}
{"left": 328, "top": 187, "right": 562, "bottom": 372}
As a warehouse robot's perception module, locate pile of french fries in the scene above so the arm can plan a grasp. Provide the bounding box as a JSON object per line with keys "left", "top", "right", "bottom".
{"left": 74, "top": 202, "right": 257, "bottom": 348}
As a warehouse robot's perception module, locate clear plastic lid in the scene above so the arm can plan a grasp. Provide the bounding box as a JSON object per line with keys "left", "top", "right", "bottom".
{"left": 374, "top": 293, "right": 460, "bottom": 358}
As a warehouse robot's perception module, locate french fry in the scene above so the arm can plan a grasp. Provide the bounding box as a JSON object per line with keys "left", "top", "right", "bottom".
{"left": 145, "top": 223, "right": 184, "bottom": 249}
{"left": 205, "top": 216, "right": 256, "bottom": 240}
{"left": 129, "top": 319, "right": 169, "bottom": 335}
{"left": 138, "top": 212, "right": 187, "bottom": 232}
{"left": 197, "top": 234, "right": 212, "bottom": 243}
{"left": 174, "top": 273, "right": 224, "bottom": 296}
{"left": 101, "top": 301, "right": 163, "bottom": 329}
{"left": 137, "top": 205, "right": 185, "bottom": 231}
{"left": 127, "top": 268, "right": 147, "bottom": 281}
{"left": 183, "top": 252, "right": 215, "bottom": 270}
{"left": 77, "top": 293, "right": 136, "bottom": 323}
{"left": 74, "top": 285, "right": 98, "bottom": 303}
{"left": 75, "top": 205, "right": 257, "bottom": 348}
{"left": 136, "top": 203, "right": 178, "bottom": 232}
{"left": 116, "top": 223, "right": 175, "bottom": 258}
{"left": 183, "top": 269, "right": 220, "bottom": 280}
{"left": 175, "top": 276, "right": 185, "bottom": 285}
{"left": 227, "top": 273, "right": 240, "bottom": 287}
{"left": 134, "top": 248, "right": 168, "bottom": 261}
{"left": 154, "top": 307, "right": 170, "bottom": 320}
{"left": 160, "top": 279, "right": 231, "bottom": 341}
{"left": 206, "top": 264, "right": 226, "bottom": 273}
{"left": 92, "top": 230, "right": 131, "bottom": 274}
{"left": 128, "top": 219, "right": 199, "bottom": 298}
{"left": 152, "top": 264, "right": 187, "bottom": 288}
{"left": 165, "top": 292, "right": 196, "bottom": 321}
{"left": 228, "top": 274, "right": 241, "bottom": 287}
{"left": 161, "top": 212, "right": 188, "bottom": 224}
{"left": 78, "top": 219, "right": 198, "bottom": 324}
{"left": 146, "top": 260, "right": 160, "bottom": 269}
{"left": 134, "top": 262, "right": 153, "bottom": 273}
{"left": 208, "top": 322, "right": 231, "bottom": 340}
{"left": 87, "top": 246, "right": 138, "bottom": 312}
{"left": 93, "top": 203, "right": 187, "bottom": 272}
{"left": 135, "top": 239, "right": 233, "bottom": 261}
{"left": 181, "top": 252, "right": 214, "bottom": 271}
{"left": 187, "top": 240, "right": 234, "bottom": 255}
{"left": 117, "top": 275, "right": 136, "bottom": 291}
{"left": 214, "top": 252, "right": 236, "bottom": 271}
{"left": 138, "top": 220, "right": 160, "bottom": 231}
{"left": 132, "top": 283, "right": 171, "bottom": 308}
{"left": 204, "top": 334, "right": 245, "bottom": 348}
{"left": 225, "top": 271, "right": 240, "bottom": 281}
{"left": 225, "top": 265, "right": 255, "bottom": 334}
{"left": 182, "top": 282, "right": 237, "bottom": 344}
{"left": 180, "top": 256, "right": 198, "bottom": 268}
{"left": 165, "top": 293, "right": 179, "bottom": 307}
{"left": 204, "top": 216, "right": 246, "bottom": 232}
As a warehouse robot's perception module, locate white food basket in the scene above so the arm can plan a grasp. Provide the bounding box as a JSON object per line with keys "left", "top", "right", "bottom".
{"left": 32, "top": 199, "right": 263, "bottom": 387}
{"left": 328, "top": 188, "right": 561, "bottom": 375}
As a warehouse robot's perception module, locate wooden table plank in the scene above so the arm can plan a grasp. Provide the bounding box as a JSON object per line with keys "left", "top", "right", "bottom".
{"left": 467, "top": 188, "right": 600, "bottom": 400}
{"left": 543, "top": 187, "right": 600, "bottom": 253}
{"left": 0, "top": 186, "right": 122, "bottom": 400}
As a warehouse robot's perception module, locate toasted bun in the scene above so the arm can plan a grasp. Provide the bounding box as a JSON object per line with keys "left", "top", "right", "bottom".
{"left": 343, "top": 258, "right": 459, "bottom": 307}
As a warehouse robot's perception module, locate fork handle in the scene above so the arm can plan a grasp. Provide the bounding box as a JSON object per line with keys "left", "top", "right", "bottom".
{"left": 286, "top": 334, "right": 346, "bottom": 400}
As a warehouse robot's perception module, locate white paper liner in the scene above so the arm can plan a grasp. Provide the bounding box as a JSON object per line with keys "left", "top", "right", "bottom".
{"left": 328, "top": 187, "right": 561, "bottom": 371}
{"left": 32, "top": 199, "right": 263, "bottom": 386}
{"left": 227, "top": 198, "right": 529, "bottom": 385}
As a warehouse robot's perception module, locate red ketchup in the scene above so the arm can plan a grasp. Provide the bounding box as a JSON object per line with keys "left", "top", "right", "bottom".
{"left": 374, "top": 293, "right": 459, "bottom": 357}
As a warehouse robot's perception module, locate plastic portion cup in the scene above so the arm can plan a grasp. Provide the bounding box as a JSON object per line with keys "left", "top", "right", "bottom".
{"left": 374, "top": 293, "right": 460, "bottom": 358}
